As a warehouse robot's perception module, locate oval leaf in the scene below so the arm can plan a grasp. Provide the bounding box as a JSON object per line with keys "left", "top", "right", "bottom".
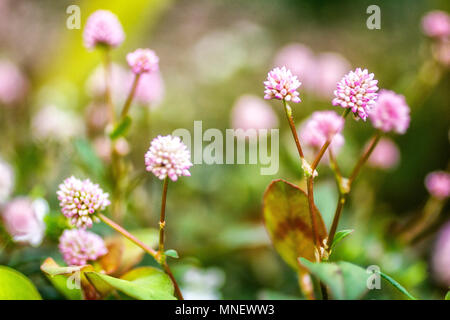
{"left": 0, "top": 266, "right": 42, "bottom": 300}
{"left": 330, "top": 229, "right": 354, "bottom": 252}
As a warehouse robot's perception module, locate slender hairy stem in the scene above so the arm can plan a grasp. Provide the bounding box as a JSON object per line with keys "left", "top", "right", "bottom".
{"left": 327, "top": 195, "right": 347, "bottom": 248}
{"left": 283, "top": 100, "right": 304, "bottom": 159}
{"left": 158, "top": 177, "right": 169, "bottom": 257}
{"left": 120, "top": 73, "right": 141, "bottom": 119}
{"left": 103, "top": 49, "right": 115, "bottom": 124}
{"left": 163, "top": 262, "right": 184, "bottom": 300}
{"left": 98, "top": 213, "right": 157, "bottom": 258}
{"left": 349, "top": 131, "right": 381, "bottom": 186}
{"left": 306, "top": 177, "right": 320, "bottom": 249}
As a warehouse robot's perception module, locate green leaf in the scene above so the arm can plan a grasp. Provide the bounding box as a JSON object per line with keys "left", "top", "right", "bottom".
{"left": 263, "top": 179, "right": 328, "bottom": 269}
{"left": 330, "top": 229, "right": 354, "bottom": 252}
{"left": 109, "top": 116, "right": 132, "bottom": 140}
{"left": 165, "top": 249, "right": 179, "bottom": 259}
{"left": 85, "top": 267, "right": 176, "bottom": 300}
{"left": 379, "top": 271, "right": 417, "bottom": 300}
{"left": 445, "top": 291, "right": 450, "bottom": 300}
{"left": 0, "top": 266, "right": 42, "bottom": 300}
{"left": 299, "top": 258, "right": 368, "bottom": 300}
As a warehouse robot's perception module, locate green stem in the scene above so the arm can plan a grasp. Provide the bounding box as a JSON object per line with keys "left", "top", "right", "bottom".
{"left": 120, "top": 73, "right": 141, "bottom": 119}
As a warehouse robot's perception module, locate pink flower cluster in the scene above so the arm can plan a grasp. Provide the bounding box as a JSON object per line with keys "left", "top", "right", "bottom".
{"left": 59, "top": 229, "right": 107, "bottom": 266}
{"left": 264, "top": 66, "right": 301, "bottom": 103}
{"left": 299, "top": 111, "right": 345, "bottom": 155}
{"left": 367, "top": 138, "right": 400, "bottom": 170}
{"left": 145, "top": 135, "right": 192, "bottom": 181}
{"left": 425, "top": 171, "right": 450, "bottom": 199}
{"left": 332, "top": 68, "right": 379, "bottom": 121}
{"left": 57, "top": 176, "right": 110, "bottom": 228}
{"left": 83, "top": 10, "right": 125, "bottom": 49}
{"left": 369, "top": 90, "right": 410, "bottom": 134}
{"left": 127, "top": 48, "right": 159, "bottom": 74}
{"left": 422, "top": 10, "right": 450, "bottom": 39}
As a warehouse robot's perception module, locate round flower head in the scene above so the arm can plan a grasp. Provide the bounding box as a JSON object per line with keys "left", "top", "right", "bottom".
{"left": 332, "top": 68, "right": 379, "bottom": 121}
{"left": 299, "top": 111, "right": 345, "bottom": 156}
{"left": 425, "top": 171, "right": 450, "bottom": 199}
{"left": 422, "top": 10, "right": 450, "bottom": 39}
{"left": 59, "top": 229, "right": 107, "bottom": 266}
{"left": 57, "top": 176, "right": 110, "bottom": 228}
{"left": 432, "top": 222, "right": 450, "bottom": 286}
{"left": 0, "top": 60, "right": 28, "bottom": 105}
{"left": 264, "top": 66, "right": 301, "bottom": 103}
{"left": 0, "top": 158, "right": 14, "bottom": 203}
{"left": 2, "top": 197, "right": 47, "bottom": 247}
{"left": 369, "top": 90, "right": 410, "bottom": 134}
{"left": 83, "top": 10, "right": 124, "bottom": 49}
{"left": 127, "top": 48, "right": 159, "bottom": 74}
{"left": 367, "top": 138, "right": 400, "bottom": 170}
{"left": 145, "top": 135, "right": 192, "bottom": 181}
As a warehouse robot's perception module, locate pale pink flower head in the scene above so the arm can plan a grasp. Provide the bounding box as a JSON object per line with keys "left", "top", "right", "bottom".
{"left": 425, "top": 171, "right": 450, "bottom": 199}
{"left": 83, "top": 10, "right": 124, "bottom": 49}
{"left": 332, "top": 68, "right": 379, "bottom": 121}
{"left": 369, "top": 90, "right": 410, "bottom": 134}
{"left": 57, "top": 176, "right": 110, "bottom": 229}
{"left": 127, "top": 48, "right": 159, "bottom": 74}
{"left": 264, "top": 66, "right": 301, "bottom": 103}
{"left": 2, "top": 197, "right": 47, "bottom": 247}
{"left": 0, "top": 60, "right": 28, "bottom": 106}
{"left": 0, "top": 158, "right": 14, "bottom": 203}
{"left": 299, "top": 111, "right": 345, "bottom": 156}
{"left": 273, "top": 44, "right": 315, "bottom": 90}
{"left": 422, "top": 10, "right": 450, "bottom": 39}
{"left": 59, "top": 229, "right": 107, "bottom": 266}
{"left": 133, "top": 71, "right": 165, "bottom": 107}
{"left": 145, "top": 135, "right": 192, "bottom": 181}
{"left": 432, "top": 221, "right": 450, "bottom": 286}
{"left": 367, "top": 138, "right": 400, "bottom": 170}
{"left": 231, "top": 95, "right": 278, "bottom": 138}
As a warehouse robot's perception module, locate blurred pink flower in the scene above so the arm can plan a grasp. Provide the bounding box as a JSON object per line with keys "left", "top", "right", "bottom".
{"left": 83, "top": 10, "right": 124, "bottom": 49}
{"left": 231, "top": 95, "right": 278, "bottom": 137}
{"left": 145, "top": 135, "right": 192, "bottom": 181}
{"left": 85, "top": 102, "right": 110, "bottom": 131}
{"left": 332, "top": 68, "right": 379, "bottom": 121}
{"left": 0, "top": 158, "right": 14, "bottom": 203}
{"left": 432, "top": 39, "right": 450, "bottom": 66}
{"left": 273, "top": 44, "right": 315, "bottom": 90}
{"left": 2, "top": 197, "right": 47, "bottom": 247}
{"left": 299, "top": 111, "right": 345, "bottom": 157}
{"left": 57, "top": 176, "right": 110, "bottom": 229}
{"left": 85, "top": 63, "right": 130, "bottom": 104}
{"left": 127, "top": 48, "right": 159, "bottom": 74}
{"left": 59, "top": 229, "right": 107, "bottom": 266}
{"left": 313, "top": 52, "right": 351, "bottom": 98}
{"left": 425, "top": 171, "right": 450, "bottom": 199}
{"left": 367, "top": 138, "right": 400, "bottom": 170}
{"left": 0, "top": 60, "right": 27, "bottom": 105}
{"left": 133, "top": 71, "right": 165, "bottom": 107}
{"left": 264, "top": 66, "right": 301, "bottom": 103}
{"left": 93, "top": 136, "right": 130, "bottom": 162}
{"left": 369, "top": 90, "right": 410, "bottom": 134}
{"left": 422, "top": 10, "right": 450, "bottom": 39}
{"left": 432, "top": 221, "right": 450, "bottom": 286}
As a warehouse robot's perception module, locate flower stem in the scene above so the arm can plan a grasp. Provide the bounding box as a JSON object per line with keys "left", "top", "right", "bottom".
{"left": 306, "top": 177, "right": 320, "bottom": 249}
{"left": 283, "top": 100, "right": 304, "bottom": 159}
{"left": 120, "top": 73, "right": 141, "bottom": 119}
{"left": 158, "top": 177, "right": 169, "bottom": 259}
{"left": 348, "top": 131, "right": 381, "bottom": 186}
{"left": 162, "top": 261, "right": 184, "bottom": 300}
{"left": 103, "top": 48, "right": 115, "bottom": 124}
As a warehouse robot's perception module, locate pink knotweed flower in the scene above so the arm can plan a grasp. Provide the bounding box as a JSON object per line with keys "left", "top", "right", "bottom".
{"left": 367, "top": 138, "right": 400, "bottom": 170}
{"left": 134, "top": 71, "right": 165, "bottom": 107}
{"left": 145, "top": 135, "right": 192, "bottom": 181}
{"left": 425, "top": 171, "right": 450, "bottom": 199}
{"left": 59, "top": 229, "right": 107, "bottom": 266}
{"left": 83, "top": 10, "right": 125, "bottom": 49}
{"left": 422, "top": 10, "right": 450, "bottom": 39}
{"left": 299, "top": 111, "right": 345, "bottom": 156}
{"left": 332, "top": 68, "right": 379, "bottom": 121}
{"left": 369, "top": 90, "right": 410, "bottom": 134}
{"left": 231, "top": 95, "right": 278, "bottom": 138}
{"left": 57, "top": 176, "right": 110, "bottom": 228}
{"left": 0, "top": 60, "right": 28, "bottom": 105}
{"left": 2, "top": 197, "right": 47, "bottom": 247}
{"left": 127, "top": 48, "right": 159, "bottom": 74}
{"left": 432, "top": 221, "right": 450, "bottom": 286}
{"left": 264, "top": 66, "right": 301, "bottom": 103}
